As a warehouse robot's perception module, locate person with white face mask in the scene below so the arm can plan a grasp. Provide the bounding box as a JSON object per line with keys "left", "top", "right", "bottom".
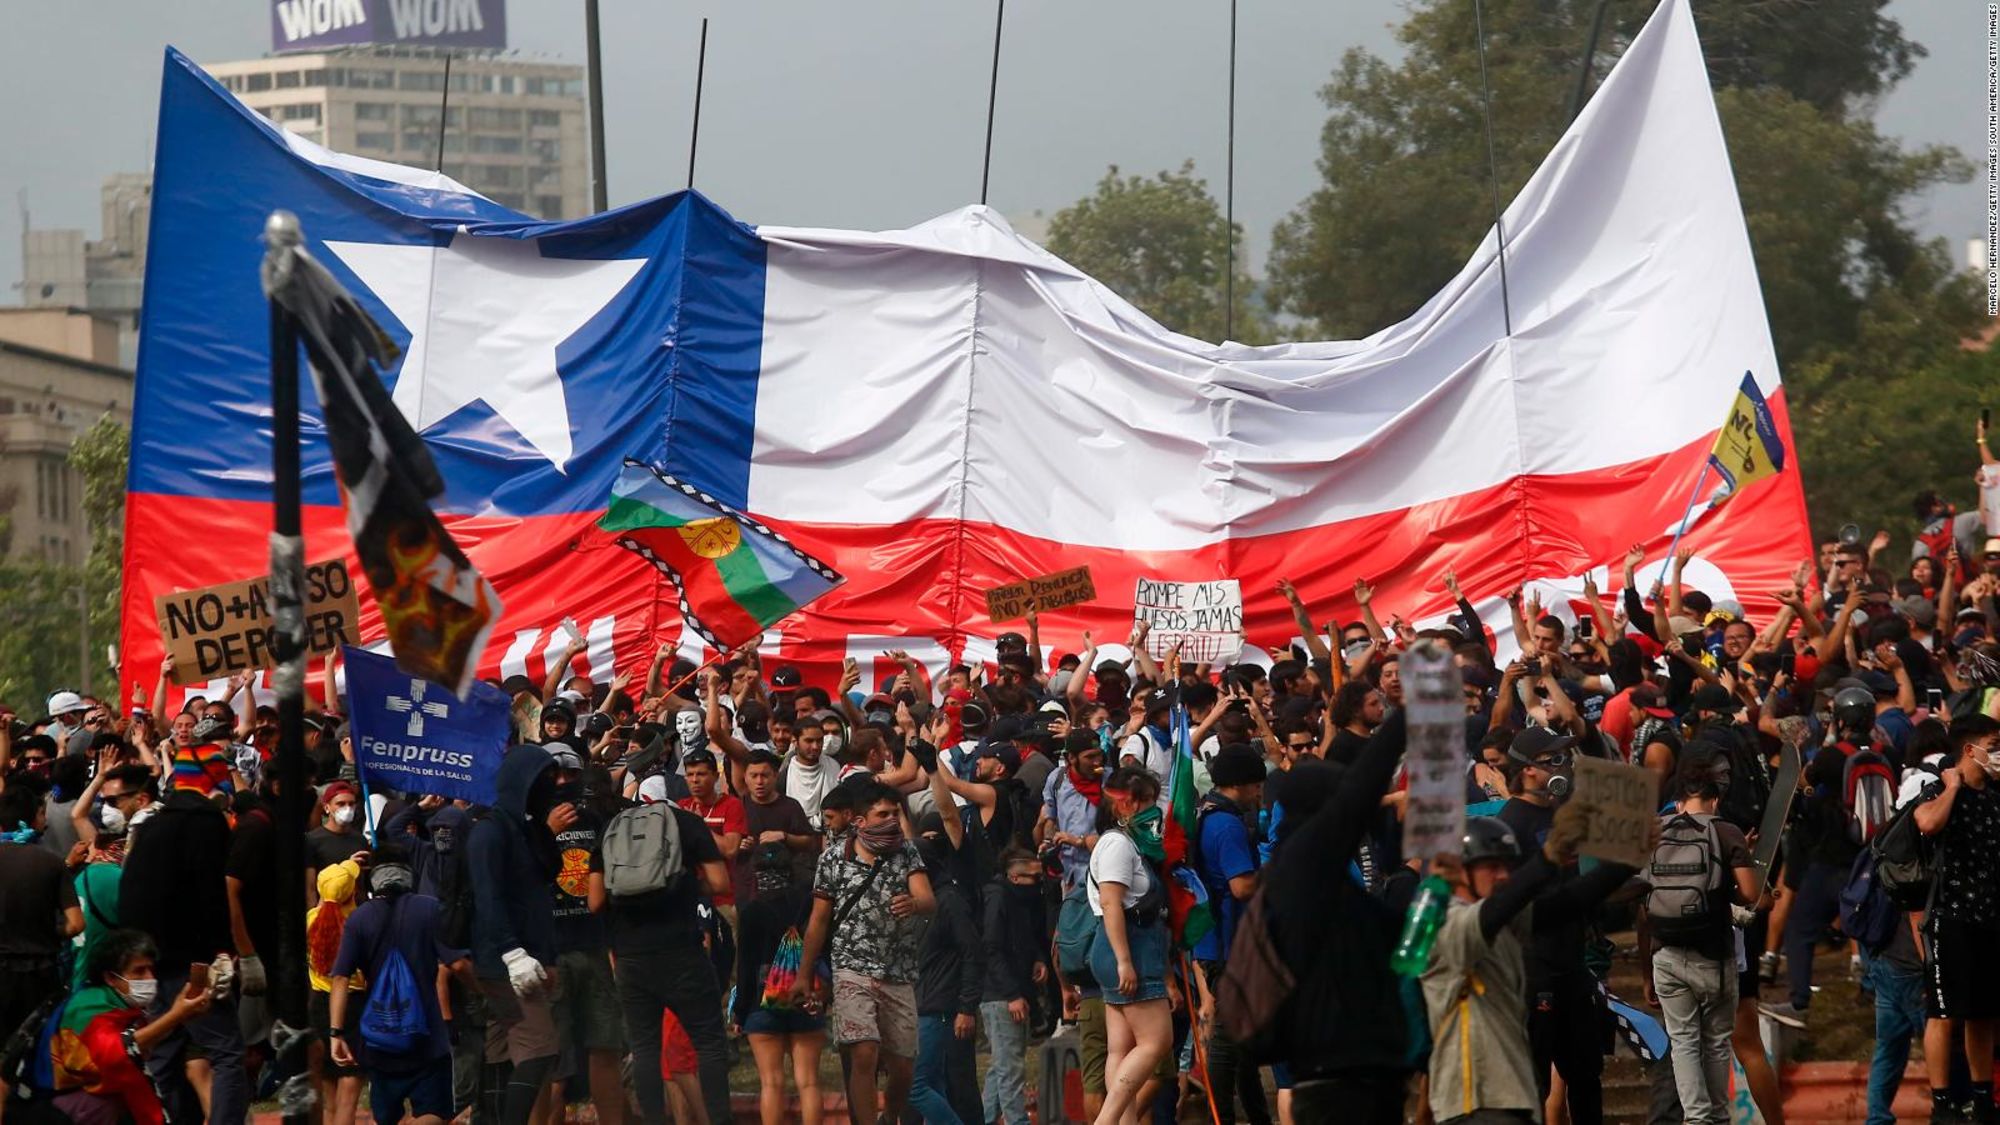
{"left": 305, "top": 781, "right": 370, "bottom": 909}
{"left": 48, "top": 929, "right": 213, "bottom": 1125}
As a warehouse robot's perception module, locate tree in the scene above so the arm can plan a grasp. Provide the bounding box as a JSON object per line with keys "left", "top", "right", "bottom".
{"left": 1045, "top": 162, "right": 1272, "bottom": 344}
{"left": 0, "top": 415, "right": 128, "bottom": 706}
{"left": 69, "top": 414, "right": 128, "bottom": 676}
{"left": 1265, "top": 0, "right": 1980, "bottom": 540}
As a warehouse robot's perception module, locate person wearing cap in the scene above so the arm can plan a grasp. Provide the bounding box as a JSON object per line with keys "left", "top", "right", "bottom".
{"left": 1192, "top": 748, "right": 1271, "bottom": 1125}
{"left": 45, "top": 689, "right": 89, "bottom": 751}
{"left": 1625, "top": 683, "right": 1683, "bottom": 803}
{"left": 936, "top": 739, "right": 1034, "bottom": 876}
{"left": 1038, "top": 732, "right": 1104, "bottom": 895}
{"left": 1421, "top": 803, "right": 1639, "bottom": 1125}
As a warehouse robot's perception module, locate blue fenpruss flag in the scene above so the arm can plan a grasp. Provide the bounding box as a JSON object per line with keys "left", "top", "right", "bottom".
{"left": 344, "top": 645, "right": 510, "bottom": 803}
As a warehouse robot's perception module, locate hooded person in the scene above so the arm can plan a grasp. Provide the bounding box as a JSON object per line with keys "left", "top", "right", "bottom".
{"left": 464, "top": 745, "right": 564, "bottom": 1124}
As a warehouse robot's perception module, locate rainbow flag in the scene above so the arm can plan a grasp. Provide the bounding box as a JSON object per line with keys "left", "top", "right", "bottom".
{"left": 1165, "top": 698, "right": 1214, "bottom": 952}
{"left": 601, "top": 460, "right": 844, "bottom": 650}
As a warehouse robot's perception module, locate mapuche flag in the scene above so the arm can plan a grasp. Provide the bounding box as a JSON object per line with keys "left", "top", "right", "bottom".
{"left": 599, "top": 459, "right": 843, "bottom": 650}
{"left": 263, "top": 240, "right": 500, "bottom": 698}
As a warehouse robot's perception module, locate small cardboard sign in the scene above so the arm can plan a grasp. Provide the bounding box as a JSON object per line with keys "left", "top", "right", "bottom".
{"left": 155, "top": 559, "right": 363, "bottom": 685}
{"left": 1572, "top": 755, "right": 1659, "bottom": 868}
{"left": 1133, "top": 578, "right": 1243, "bottom": 663}
{"left": 985, "top": 566, "right": 1096, "bottom": 622}
{"left": 1400, "top": 642, "right": 1467, "bottom": 861}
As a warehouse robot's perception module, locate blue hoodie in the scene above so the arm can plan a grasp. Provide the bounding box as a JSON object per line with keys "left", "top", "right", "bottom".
{"left": 465, "top": 745, "right": 560, "bottom": 978}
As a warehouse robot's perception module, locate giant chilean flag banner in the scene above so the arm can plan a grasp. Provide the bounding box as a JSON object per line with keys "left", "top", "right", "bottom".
{"left": 123, "top": 0, "right": 1811, "bottom": 705}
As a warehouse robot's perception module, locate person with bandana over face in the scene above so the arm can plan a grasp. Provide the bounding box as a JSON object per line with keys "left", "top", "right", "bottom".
{"left": 792, "top": 779, "right": 937, "bottom": 1125}
{"left": 327, "top": 844, "right": 473, "bottom": 1125}
{"left": 1086, "top": 766, "right": 1171, "bottom": 1125}
{"left": 47, "top": 929, "right": 214, "bottom": 1125}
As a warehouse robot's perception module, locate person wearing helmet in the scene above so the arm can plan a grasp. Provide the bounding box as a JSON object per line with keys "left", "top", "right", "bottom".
{"left": 1421, "top": 803, "right": 1642, "bottom": 1125}
{"left": 1765, "top": 682, "right": 1883, "bottom": 1031}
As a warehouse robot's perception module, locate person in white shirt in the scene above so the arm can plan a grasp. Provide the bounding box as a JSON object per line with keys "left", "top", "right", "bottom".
{"left": 783, "top": 721, "right": 844, "bottom": 829}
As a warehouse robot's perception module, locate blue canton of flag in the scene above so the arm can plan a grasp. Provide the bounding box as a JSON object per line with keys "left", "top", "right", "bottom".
{"left": 344, "top": 645, "right": 511, "bottom": 804}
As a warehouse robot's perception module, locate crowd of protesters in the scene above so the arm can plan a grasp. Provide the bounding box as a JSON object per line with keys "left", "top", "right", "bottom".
{"left": 2, "top": 446, "right": 2000, "bottom": 1125}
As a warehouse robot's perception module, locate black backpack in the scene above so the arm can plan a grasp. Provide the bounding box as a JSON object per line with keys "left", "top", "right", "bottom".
{"left": 436, "top": 807, "right": 490, "bottom": 950}
{"left": 1868, "top": 781, "right": 1938, "bottom": 910}
{"left": 1694, "top": 722, "right": 1770, "bottom": 832}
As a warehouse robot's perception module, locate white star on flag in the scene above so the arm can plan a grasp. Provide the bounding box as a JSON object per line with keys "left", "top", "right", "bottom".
{"left": 325, "top": 230, "right": 646, "bottom": 472}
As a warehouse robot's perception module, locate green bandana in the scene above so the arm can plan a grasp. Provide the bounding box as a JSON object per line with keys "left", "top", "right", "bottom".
{"left": 1123, "top": 806, "right": 1165, "bottom": 863}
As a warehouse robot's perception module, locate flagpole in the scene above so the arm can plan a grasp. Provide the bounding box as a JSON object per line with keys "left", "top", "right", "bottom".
{"left": 1655, "top": 458, "right": 1714, "bottom": 589}
{"left": 434, "top": 52, "right": 453, "bottom": 173}
{"left": 585, "top": 0, "right": 610, "bottom": 212}
{"left": 260, "top": 210, "right": 314, "bottom": 1125}
{"left": 979, "top": 0, "right": 1005, "bottom": 206}
{"left": 1567, "top": 0, "right": 1612, "bottom": 123}
{"left": 1223, "top": 0, "right": 1238, "bottom": 342}
{"left": 686, "top": 18, "right": 709, "bottom": 191}
{"left": 1471, "top": 0, "right": 1514, "bottom": 336}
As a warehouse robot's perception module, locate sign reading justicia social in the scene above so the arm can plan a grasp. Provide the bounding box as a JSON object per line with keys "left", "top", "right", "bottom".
{"left": 272, "top": 0, "right": 508, "bottom": 53}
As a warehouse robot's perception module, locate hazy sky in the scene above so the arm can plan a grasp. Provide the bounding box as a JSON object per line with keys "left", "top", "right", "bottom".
{"left": 1, "top": 1, "right": 1987, "bottom": 318}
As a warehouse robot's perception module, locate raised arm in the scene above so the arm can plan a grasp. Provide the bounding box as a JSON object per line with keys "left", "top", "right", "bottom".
{"left": 543, "top": 632, "right": 586, "bottom": 702}
{"left": 1066, "top": 632, "right": 1096, "bottom": 712}
{"left": 1354, "top": 579, "right": 1388, "bottom": 644}
{"left": 1667, "top": 546, "right": 1693, "bottom": 621}
{"left": 1278, "top": 579, "right": 1332, "bottom": 662}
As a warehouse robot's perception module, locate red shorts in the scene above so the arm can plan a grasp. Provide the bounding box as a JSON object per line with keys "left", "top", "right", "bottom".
{"left": 660, "top": 1007, "right": 698, "bottom": 1079}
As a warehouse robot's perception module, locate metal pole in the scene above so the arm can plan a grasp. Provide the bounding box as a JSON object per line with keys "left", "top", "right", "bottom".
{"left": 1471, "top": 0, "right": 1514, "bottom": 336}
{"left": 262, "top": 211, "right": 313, "bottom": 1125}
{"left": 1567, "top": 0, "right": 1612, "bottom": 123}
{"left": 979, "top": 0, "right": 1005, "bottom": 205}
{"left": 1223, "top": 0, "right": 1238, "bottom": 341}
{"left": 687, "top": 18, "right": 709, "bottom": 190}
{"left": 435, "top": 52, "right": 453, "bottom": 173}
{"left": 585, "top": 0, "right": 610, "bottom": 212}
{"left": 76, "top": 587, "right": 89, "bottom": 696}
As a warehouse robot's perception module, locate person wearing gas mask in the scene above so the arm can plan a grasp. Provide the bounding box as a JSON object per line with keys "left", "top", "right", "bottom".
{"left": 1421, "top": 804, "right": 1639, "bottom": 1125}
{"left": 464, "top": 745, "right": 565, "bottom": 1125}
{"left": 539, "top": 744, "right": 627, "bottom": 1125}
{"left": 1494, "top": 727, "right": 1613, "bottom": 1125}
{"left": 1913, "top": 715, "right": 2000, "bottom": 1125}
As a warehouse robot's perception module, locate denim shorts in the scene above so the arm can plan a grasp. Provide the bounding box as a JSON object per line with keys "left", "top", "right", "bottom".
{"left": 743, "top": 1006, "right": 826, "bottom": 1037}
{"left": 1088, "top": 916, "right": 1169, "bottom": 1006}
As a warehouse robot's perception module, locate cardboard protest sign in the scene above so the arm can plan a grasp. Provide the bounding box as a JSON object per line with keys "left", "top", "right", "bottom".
{"left": 985, "top": 566, "right": 1096, "bottom": 622}
{"left": 156, "top": 559, "right": 362, "bottom": 684}
{"left": 1572, "top": 755, "right": 1660, "bottom": 868}
{"left": 1400, "top": 642, "right": 1467, "bottom": 860}
{"left": 1133, "top": 578, "right": 1243, "bottom": 663}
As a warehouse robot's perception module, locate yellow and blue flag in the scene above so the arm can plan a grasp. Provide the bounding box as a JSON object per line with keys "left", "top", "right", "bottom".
{"left": 1708, "top": 373, "right": 1785, "bottom": 502}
